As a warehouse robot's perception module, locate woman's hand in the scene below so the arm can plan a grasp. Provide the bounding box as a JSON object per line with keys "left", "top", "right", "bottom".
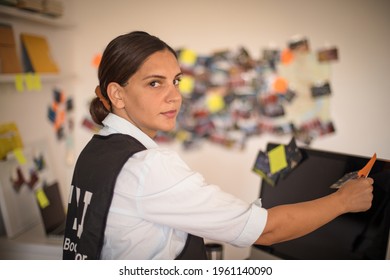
{"left": 335, "top": 177, "right": 374, "bottom": 213}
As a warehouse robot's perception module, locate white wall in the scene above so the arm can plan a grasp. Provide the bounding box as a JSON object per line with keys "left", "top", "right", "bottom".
{"left": 1, "top": 0, "right": 389, "bottom": 259}
{"left": 70, "top": 0, "right": 390, "bottom": 259}
{"left": 70, "top": 0, "right": 390, "bottom": 166}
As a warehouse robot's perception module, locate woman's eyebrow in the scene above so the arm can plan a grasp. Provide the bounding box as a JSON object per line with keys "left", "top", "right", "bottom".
{"left": 143, "top": 72, "right": 183, "bottom": 80}
{"left": 143, "top": 74, "right": 165, "bottom": 80}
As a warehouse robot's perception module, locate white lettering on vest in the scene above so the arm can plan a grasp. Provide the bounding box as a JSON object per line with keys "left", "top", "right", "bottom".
{"left": 77, "top": 191, "right": 92, "bottom": 238}
{"left": 68, "top": 185, "right": 93, "bottom": 238}
{"left": 63, "top": 237, "right": 88, "bottom": 259}
{"left": 63, "top": 237, "right": 77, "bottom": 252}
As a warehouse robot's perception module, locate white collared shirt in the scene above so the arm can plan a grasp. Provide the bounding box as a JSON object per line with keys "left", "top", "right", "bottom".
{"left": 99, "top": 113, "right": 268, "bottom": 259}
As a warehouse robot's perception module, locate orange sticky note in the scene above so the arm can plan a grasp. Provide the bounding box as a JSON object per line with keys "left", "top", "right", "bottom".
{"left": 58, "top": 90, "right": 66, "bottom": 103}
{"left": 281, "top": 48, "right": 294, "bottom": 65}
{"left": 273, "top": 77, "right": 288, "bottom": 93}
{"left": 92, "top": 53, "right": 102, "bottom": 68}
{"left": 52, "top": 101, "right": 58, "bottom": 112}
{"left": 54, "top": 110, "right": 66, "bottom": 130}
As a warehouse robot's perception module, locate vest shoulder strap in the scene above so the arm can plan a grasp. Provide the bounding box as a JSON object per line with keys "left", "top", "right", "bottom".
{"left": 63, "top": 134, "right": 146, "bottom": 260}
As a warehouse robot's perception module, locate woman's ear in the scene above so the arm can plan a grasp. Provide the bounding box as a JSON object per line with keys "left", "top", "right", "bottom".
{"left": 107, "top": 82, "right": 125, "bottom": 109}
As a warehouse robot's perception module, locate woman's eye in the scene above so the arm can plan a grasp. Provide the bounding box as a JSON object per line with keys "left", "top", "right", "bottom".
{"left": 173, "top": 78, "right": 181, "bottom": 86}
{"left": 150, "top": 81, "right": 160, "bottom": 87}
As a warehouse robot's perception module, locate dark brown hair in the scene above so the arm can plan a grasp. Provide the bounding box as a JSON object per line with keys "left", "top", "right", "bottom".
{"left": 90, "top": 31, "right": 177, "bottom": 125}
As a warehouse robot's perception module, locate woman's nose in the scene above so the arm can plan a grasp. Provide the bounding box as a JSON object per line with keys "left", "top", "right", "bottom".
{"left": 167, "top": 86, "right": 182, "bottom": 103}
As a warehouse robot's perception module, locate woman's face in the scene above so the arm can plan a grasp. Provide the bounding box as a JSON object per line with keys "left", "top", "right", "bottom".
{"left": 117, "top": 49, "right": 182, "bottom": 138}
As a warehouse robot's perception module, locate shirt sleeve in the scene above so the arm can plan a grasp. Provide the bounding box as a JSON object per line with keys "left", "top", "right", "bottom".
{"left": 126, "top": 147, "right": 268, "bottom": 247}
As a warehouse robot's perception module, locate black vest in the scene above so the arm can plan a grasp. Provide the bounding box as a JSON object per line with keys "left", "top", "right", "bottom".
{"left": 62, "top": 134, "right": 207, "bottom": 260}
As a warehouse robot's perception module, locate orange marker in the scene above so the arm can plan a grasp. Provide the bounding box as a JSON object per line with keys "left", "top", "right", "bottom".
{"left": 357, "top": 153, "right": 376, "bottom": 178}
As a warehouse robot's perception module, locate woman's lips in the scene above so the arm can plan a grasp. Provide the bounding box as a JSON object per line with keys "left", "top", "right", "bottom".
{"left": 161, "top": 110, "right": 177, "bottom": 118}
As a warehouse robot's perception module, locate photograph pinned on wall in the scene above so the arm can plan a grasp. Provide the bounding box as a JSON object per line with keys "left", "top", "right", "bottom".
{"left": 47, "top": 88, "right": 74, "bottom": 140}
{"left": 311, "top": 81, "right": 332, "bottom": 98}
{"left": 294, "top": 118, "right": 336, "bottom": 145}
{"left": 252, "top": 150, "right": 278, "bottom": 186}
{"left": 235, "top": 46, "right": 257, "bottom": 69}
{"left": 281, "top": 89, "right": 296, "bottom": 103}
{"left": 279, "top": 137, "right": 303, "bottom": 176}
{"left": 258, "top": 94, "right": 285, "bottom": 118}
{"left": 317, "top": 47, "right": 339, "bottom": 62}
{"left": 208, "top": 132, "right": 238, "bottom": 149}
{"left": 288, "top": 36, "right": 310, "bottom": 52}
{"left": 262, "top": 48, "right": 280, "bottom": 71}
{"left": 81, "top": 115, "right": 101, "bottom": 133}
{"left": 252, "top": 137, "right": 304, "bottom": 186}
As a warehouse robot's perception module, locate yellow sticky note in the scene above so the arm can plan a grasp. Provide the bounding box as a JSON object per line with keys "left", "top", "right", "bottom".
{"left": 176, "top": 130, "right": 191, "bottom": 141}
{"left": 179, "top": 75, "right": 195, "bottom": 96}
{"left": 25, "top": 73, "right": 34, "bottom": 91}
{"left": 36, "top": 188, "right": 50, "bottom": 209}
{"left": 14, "top": 74, "right": 25, "bottom": 92}
{"left": 0, "top": 122, "right": 23, "bottom": 159}
{"left": 268, "top": 144, "right": 288, "bottom": 174}
{"left": 179, "top": 49, "right": 197, "bottom": 66}
{"left": 13, "top": 148, "right": 27, "bottom": 165}
{"left": 206, "top": 93, "right": 225, "bottom": 113}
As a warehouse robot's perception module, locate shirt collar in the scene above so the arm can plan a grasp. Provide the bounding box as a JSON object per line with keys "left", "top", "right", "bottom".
{"left": 101, "top": 113, "right": 158, "bottom": 149}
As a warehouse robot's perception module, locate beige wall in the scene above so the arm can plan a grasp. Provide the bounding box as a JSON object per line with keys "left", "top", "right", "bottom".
{"left": 70, "top": 0, "right": 390, "bottom": 258}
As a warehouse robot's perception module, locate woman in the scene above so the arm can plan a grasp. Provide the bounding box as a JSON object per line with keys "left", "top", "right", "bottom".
{"left": 62, "top": 31, "right": 373, "bottom": 260}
